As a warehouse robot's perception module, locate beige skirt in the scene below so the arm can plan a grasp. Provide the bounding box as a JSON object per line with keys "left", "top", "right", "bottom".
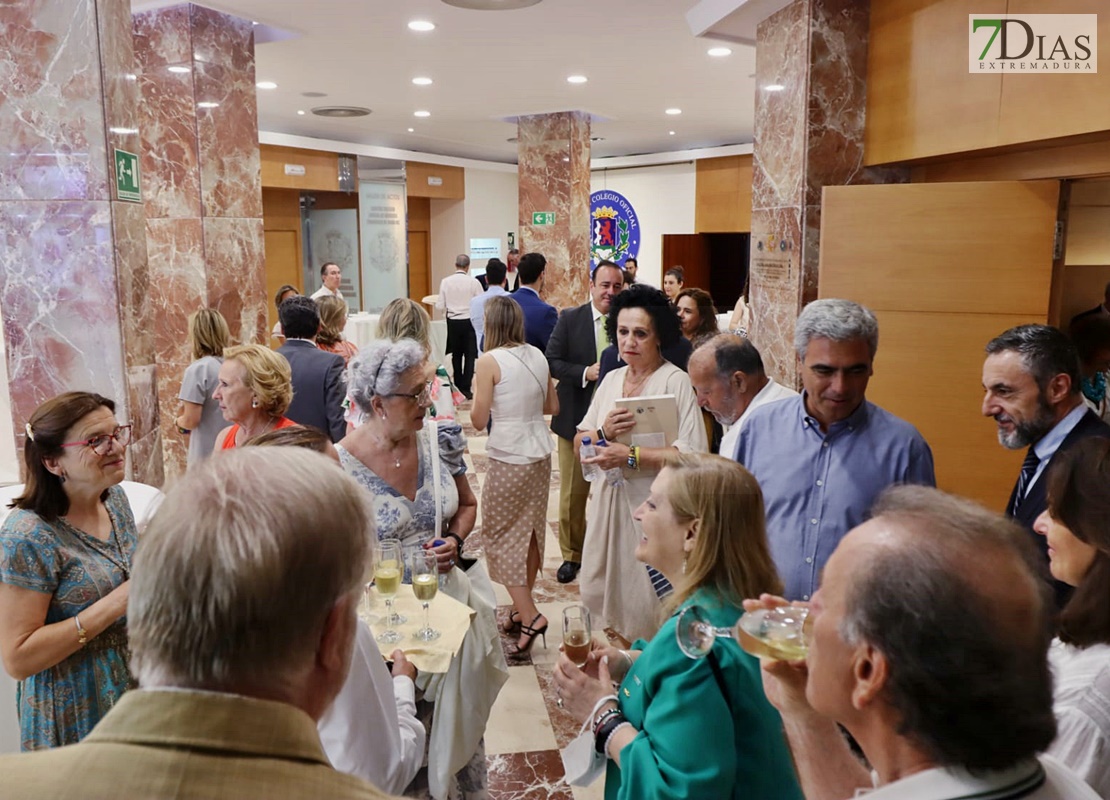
{"left": 481, "top": 456, "right": 551, "bottom": 586}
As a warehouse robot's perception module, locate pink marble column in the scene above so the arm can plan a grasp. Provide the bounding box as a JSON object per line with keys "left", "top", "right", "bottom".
{"left": 749, "top": 0, "right": 906, "bottom": 385}
{"left": 133, "top": 4, "right": 265, "bottom": 481}
{"left": 517, "top": 111, "right": 591, "bottom": 310}
{"left": 0, "top": 0, "right": 163, "bottom": 484}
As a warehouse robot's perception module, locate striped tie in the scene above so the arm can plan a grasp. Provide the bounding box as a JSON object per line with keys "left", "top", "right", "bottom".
{"left": 1012, "top": 447, "right": 1041, "bottom": 514}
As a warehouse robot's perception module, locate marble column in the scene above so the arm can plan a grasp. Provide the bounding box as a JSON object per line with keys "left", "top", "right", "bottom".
{"left": 133, "top": 4, "right": 265, "bottom": 481}
{"left": 0, "top": 0, "right": 163, "bottom": 484}
{"left": 517, "top": 111, "right": 591, "bottom": 310}
{"left": 749, "top": 0, "right": 906, "bottom": 385}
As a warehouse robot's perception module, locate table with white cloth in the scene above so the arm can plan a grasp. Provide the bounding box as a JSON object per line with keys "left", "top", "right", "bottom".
{"left": 346, "top": 313, "right": 448, "bottom": 364}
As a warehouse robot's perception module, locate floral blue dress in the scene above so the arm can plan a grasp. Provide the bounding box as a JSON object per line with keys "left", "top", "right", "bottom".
{"left": 0, "top": 485, "right": 138, "bottom": 750}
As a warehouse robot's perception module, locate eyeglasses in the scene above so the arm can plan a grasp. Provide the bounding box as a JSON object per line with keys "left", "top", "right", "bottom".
{"left": 60, "top": 425, "right": 132, "bottom": 455}
{"left": 383, "top": 380, "right": 435, "bottom": 405}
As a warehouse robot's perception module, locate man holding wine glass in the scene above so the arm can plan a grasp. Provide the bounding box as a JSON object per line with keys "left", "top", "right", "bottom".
{"left": 756, "top": 485, "right": 1099, "bottom": 800}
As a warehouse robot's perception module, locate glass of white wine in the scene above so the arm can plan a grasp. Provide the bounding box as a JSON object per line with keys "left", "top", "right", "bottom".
{"left": 676, "top": 605, "right": 810, "bottom": 661}
{"left": 562, "top": 605, "right": 592, "bottom": 667}
{"left": 373, "top": 540, "right": 404, "bottom": 645}
{"left": 410, "top": 549, "right": 440, "bottom": 642}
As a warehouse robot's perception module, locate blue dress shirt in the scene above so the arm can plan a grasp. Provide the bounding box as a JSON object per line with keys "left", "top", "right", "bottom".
{"left": 734, "top": 394, "right": 936, "bottom": 601}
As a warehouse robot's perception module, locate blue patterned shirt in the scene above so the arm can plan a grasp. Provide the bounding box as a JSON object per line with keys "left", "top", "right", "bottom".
{"left": 735, "top": 395, "right": 935, "bottom": 601}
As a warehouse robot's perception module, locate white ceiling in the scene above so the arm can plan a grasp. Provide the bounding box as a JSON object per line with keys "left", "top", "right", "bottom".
{"left": 133, "top": 0, "right": 759, "bottom": 164}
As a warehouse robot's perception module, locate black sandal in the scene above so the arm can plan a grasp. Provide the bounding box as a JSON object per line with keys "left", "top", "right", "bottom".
{"left": 501, "top": 610, "right": 521, "bottom": 635}
{"left": 509, "top": 614, "right": 548, "bottom": 657}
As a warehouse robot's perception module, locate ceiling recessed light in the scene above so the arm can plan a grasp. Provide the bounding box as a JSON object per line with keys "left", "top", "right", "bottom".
{"left": 168, "top": 65, "right": 190, "bottom": 74}
{"left": 567, "top": 75, "right": 588, "bottom": 84}
{"left": 256, "top": 81, "right": 277, "bottom": 89}
{"left": 408, "top": 127, "right": 415, "bottom": 132}
{"left": 408, "top": 20, "right": 435, "bottom": 31}
{"left": 665, "top": 108, "right": 682, "bottom": 115}
{"left": 707, "top": 47, "right": 732, "bottom": 57}
{"left": 669, "top": 130, "right": 676, "bottom": 135}
{"left": 197, "top": 101, "right": 219, "bottom": 109}
{"left": 412, "top": 76, "right": 433, "bottom": 86}
{"left": 297, "top": 109, "right": 306, "bottom": 115}
{"left": 414, "top": 110, "right": 431, "bottom": 117}
{"left": 764, "top": 84, "right": 785, "bottom": 92}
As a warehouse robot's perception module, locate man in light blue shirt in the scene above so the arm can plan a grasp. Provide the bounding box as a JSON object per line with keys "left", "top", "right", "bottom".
{"left": 469, "top": 259, "right": 509, "bottom": 353}
{"left": 735, "top": 299, "right": 935, "bottom": 601}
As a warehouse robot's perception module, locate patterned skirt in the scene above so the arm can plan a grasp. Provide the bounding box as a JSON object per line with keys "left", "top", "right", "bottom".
{"left": 481, "top": 457, "right": 551, "bottom": 586}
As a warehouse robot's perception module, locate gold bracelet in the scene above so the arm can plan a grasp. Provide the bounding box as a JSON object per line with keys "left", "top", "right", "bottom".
{"left": 74, "top": 614, "right": 88, "bottom": 645}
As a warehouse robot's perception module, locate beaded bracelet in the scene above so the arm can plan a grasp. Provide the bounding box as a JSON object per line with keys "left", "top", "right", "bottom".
{"left": 592, "top": 707, "right": 621, "bottom": 735}
{"left": 601, "top": 721, "right": 633, "bottom": 758}
{"left": 594, "top": 712, "right": 628, "bottom": 753}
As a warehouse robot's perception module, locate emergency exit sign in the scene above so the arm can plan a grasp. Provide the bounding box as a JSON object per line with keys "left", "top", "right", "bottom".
{"left": 531, "top": 211, "right": 555, "bottom": 225}
{"left": 114, "top": 149, "right": 141, "bottom": 203}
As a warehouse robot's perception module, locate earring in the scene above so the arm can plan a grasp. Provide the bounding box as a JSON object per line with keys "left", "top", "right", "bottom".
{"left": 682, "top": 555, "right": 687, "bottom": 575}
{"left": 251, "top": 399, "right": 259, "bottom": 409}
{"left": 59, "top": 471, "right": 67, "bottom": 485}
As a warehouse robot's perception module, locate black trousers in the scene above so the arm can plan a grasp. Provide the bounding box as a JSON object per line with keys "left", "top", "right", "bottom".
{"left": 446, "top": 317, "right": 477, "bottom": 394}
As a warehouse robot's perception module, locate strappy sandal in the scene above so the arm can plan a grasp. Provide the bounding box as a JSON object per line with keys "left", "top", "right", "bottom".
{"left": 501, "top": 610, "right": 521, "bottom": 635}
{"left": 509, "top": 614, "right": 548, "bottom": 658}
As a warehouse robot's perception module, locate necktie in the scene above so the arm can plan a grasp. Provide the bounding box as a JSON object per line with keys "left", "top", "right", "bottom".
{"left": 595, "top": 314, "right": 608, "bottom": 361}
{"left": 1012, "top": 447, "right": 1041, "bottom": 514}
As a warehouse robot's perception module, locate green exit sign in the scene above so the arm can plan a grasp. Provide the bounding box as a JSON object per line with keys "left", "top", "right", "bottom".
{"left": 531, "top": 211, "right": 555, "bottom": 226}
{"left": 114, "top": 148, "right": 141, "bottom": 203}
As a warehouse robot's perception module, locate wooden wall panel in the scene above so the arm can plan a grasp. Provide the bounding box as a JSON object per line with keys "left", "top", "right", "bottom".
{"left": 661, "top": 234, "right": 710, "bottom": 295}
{"left": 261, "top": 145, "right": 339, "bottom": 191}
{"left": 696, "top": 155, "right": 753, "bottom": 232}
{"left": 407, "top": 196, "right": 431, "bottom": 231}
{"left": 866, "top": 0, "right": 1004, "bottom": 165}
{"left": 910, "top": 135, "right": 1110, "bottom": 183}
{"left": 866, "top": 310, "right": 1028, "bottom": 509}
{"left": 820, "top": 181, "right": 1058, "bottom": 314}
{"left": 405, "top": 162, "right": 465, "bottom": 199}
{"left": 1065, "top": 205, "right": 1110, "bottom": 266}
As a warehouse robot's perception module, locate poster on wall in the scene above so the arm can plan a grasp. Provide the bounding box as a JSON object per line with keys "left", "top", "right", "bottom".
{"left": 589, "top": 189, "right": 640, "bottom": 271}
{"left": 358, "top": 181, "right": 408, "bottom": 313}
{"left": 308, "top": 208, "right": 362, "bottom": 312}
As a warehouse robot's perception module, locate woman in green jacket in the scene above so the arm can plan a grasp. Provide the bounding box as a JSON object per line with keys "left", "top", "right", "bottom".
{"left": 554, "top": 453, "right": 803, "bottom": 800}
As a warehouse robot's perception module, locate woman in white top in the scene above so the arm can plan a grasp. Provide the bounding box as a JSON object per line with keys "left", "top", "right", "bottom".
{"left": 176, "top": 309, "right": 230, "bottom": 466}
{"left": 471, "top": 296, "right": 558, "bottom": 657}
{"left": 1033, "top": 437, "right": 1110, "bottom": 798}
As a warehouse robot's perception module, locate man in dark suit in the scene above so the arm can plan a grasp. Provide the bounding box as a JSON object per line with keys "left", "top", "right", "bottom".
{"left": 982, "top": 324, "right": 1110, "bottom": 605}
{"left": 277, "top": 295, "right": 347, "bottom": 442}
{"left": 1069, "top": 280, "right": 1110, "bottom": 329}
{"left": 545, "top": 261, "right": 625, "bottom": 583}
{"left": 511, "top": 252, "right": 559, "bottom": 352}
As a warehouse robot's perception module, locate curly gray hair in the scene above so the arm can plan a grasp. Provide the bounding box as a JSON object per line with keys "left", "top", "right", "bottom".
{"left": 347, "top": 338, "right": 427, "bottom": 414}
{"left": 793, "top": 298, "right": 879, "bottom": 361}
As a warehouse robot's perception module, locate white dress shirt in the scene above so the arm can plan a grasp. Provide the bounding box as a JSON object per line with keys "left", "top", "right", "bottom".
{"left": 436, "top": 271, "right": 483, "bottom": 319}
{"left": 720, "top": 378, "right": 798, "bottom": 460}
{"left": 310, "top": 285, "right": 343, "bottom": 300}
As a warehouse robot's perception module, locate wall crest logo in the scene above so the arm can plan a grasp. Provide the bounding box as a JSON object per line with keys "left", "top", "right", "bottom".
{"left": 590, "top": 190, "right": 640, "bottom": 271}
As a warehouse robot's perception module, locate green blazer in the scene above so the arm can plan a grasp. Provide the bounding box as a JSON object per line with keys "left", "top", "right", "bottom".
{"left": 0, "top": 688, "right": 401, "bottom": 799}
{"left": 605, "top": 590, "right": 804, "bottom": 800}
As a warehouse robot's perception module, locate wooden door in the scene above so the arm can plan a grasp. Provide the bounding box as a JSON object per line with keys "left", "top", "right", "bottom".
{"left": 819, "top": 180, "right": 1060, "bottom": 510}
{"left": 263, "top": 230, "right": 300, "bottom": 346}
{"left": 661, "top": 234, "right": 709, "bottom": 294}
{"left": 408, "top": 230, "right": 430, "bottom": 302}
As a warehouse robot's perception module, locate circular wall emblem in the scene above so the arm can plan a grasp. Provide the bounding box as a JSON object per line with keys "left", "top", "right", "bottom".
{"left": 589, "top": 190, "right": 640, "bottom": 271}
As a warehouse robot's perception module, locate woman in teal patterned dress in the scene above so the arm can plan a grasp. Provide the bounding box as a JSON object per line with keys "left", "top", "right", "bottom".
{"left": 0, "top": 392, "right": 137, "bottom": 750}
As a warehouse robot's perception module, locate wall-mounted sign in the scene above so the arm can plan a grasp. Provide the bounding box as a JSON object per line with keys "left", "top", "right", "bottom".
{"left": 113, "top": 149, "right": 141, "bottom": 203}
{"left": 532, "top": 211, "right": 555, "bottom": 225}
{"left": 284, "top": 163, "right": 306, "bottom": 176}
{"left": 469, "top": 238, "right": 501, "bottom": 262}
{"left": 427, "top": 176, "right": 443, "bottom": 186}
{"left": 589, "top": 189, "right": 640, "bottom": 270}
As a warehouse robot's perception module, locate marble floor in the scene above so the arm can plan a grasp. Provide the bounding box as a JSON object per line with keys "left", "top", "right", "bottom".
{"left": 456, "top": 403, "right": 606, "bottom": 800}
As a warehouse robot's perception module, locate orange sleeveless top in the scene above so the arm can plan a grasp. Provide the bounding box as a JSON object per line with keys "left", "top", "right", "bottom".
{"left": 220, "top": 417, "right": 298, "bottom": 450}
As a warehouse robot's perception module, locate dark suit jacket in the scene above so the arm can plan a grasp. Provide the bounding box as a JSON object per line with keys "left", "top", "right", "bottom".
{"left": 547, "top": 302, "right": 600, "bottom": 441}
{"left": 597, "top": 337, "right": 693, "bottom": 384}
{"left": 277, "top": 339, "right": 347, "bottom": 442}
{"left": 1007, "top": 407, "right": 1110, "bottom": 604}
{"left": 1069, "top": 304, "right": 1107, "bottom": 329}
{"left": 511, "top": 286, "right": 558, "bottom": 352}
{"left": 0, "top": 689, "right": 396, "bottom": 799}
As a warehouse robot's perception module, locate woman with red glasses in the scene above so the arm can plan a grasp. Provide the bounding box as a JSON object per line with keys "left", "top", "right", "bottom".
{"left": 0, "top": 392, "right": 137, "bottom": 750}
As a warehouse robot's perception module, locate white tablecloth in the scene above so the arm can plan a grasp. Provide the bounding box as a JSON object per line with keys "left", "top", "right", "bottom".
{"left": 346, "top": 314, "right": 448, "bottom": 365}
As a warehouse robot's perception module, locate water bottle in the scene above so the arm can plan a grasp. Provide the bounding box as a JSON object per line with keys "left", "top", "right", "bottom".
{"left": 596, "top": 439, "right": 626, "bottom": 487}
{"left": 580, "top": 437, "right": 603, "bottom": 482}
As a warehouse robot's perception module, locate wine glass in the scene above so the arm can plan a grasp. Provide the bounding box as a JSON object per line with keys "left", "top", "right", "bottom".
{"left": 676, "top": 605, "right": 810, "bottom": 661}
{"left": 410, "top": 549, "right": 440, "bottom": 641}
{"left": 562, "top": 605, "right": 592, "bottom": 667}
{"left": 373, "top": 541, "right": 404, "bottom": 645}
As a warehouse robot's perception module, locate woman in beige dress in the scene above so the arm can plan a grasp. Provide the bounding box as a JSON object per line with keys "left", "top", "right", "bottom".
{"left": 575, "top": 284, "right": 707, "bottom": 643}
{"left": 470, "top": 297, "right": 558, "bottom": 657}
